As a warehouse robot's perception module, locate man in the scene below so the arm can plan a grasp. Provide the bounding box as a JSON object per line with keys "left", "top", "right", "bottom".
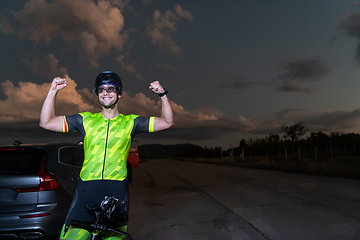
{"left": 39, "top": 71, "right": 174, "bottom": 240}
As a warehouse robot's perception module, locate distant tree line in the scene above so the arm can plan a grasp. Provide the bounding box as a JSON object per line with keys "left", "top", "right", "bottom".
{"left": 140, "top": 122, "right": 360, "bottom": 159}
{"left": 152, "top": 122, "right": 360, "bottom": 180}
{"left": 227, "top": 122, "right": 360, "bottom": 159}
{"left": 181, "top": 122, "right": 360, "bottom": 159}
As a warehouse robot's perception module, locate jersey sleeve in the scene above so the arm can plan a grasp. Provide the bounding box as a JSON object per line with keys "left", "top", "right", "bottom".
{"left": 131, "top": 116, "right": 155, "bottom": 138}
{"left": 63, "top": 114, "right": 83, "bottom": 133}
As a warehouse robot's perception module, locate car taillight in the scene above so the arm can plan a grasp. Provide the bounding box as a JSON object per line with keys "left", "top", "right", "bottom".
{"left": 13, "top": 155, "right": 61, "bottom": 192}
{"left": 19, "top": 213, "right": 50, "bottom": 218}
{"left": 37, "top": 155, "right": 61, "bottom": 191}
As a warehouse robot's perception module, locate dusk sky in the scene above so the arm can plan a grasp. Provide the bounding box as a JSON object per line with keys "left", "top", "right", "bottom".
{"left": 0, "top": 0, "right": 360, "bottom": 149}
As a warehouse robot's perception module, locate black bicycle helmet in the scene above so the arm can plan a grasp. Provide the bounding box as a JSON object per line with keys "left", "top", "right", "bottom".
{"left": 94, "top": 71, "right": 123, "bottom": 96}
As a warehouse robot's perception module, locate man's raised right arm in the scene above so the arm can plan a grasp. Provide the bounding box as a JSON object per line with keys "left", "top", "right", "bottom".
{"left": 39, "top": 77, "right": 68, "bottom": 132}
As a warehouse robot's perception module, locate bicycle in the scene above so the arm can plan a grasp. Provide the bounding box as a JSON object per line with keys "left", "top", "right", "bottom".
{"left": 64, "top": 196, "right": 133, "bottom": 240}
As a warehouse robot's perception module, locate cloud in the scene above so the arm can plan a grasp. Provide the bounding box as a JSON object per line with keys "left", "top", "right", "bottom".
{"left": 21, "top": 53, "right": 68, "bottom": 77}
{"left": 116, "top": 54, "right": 143, "bottom": 80}
{"left": 0, "top": 77, "right": 229, "bottom": 142}
{"left": 216, "top": 73, "right": 251, "bottom": 89}
{"left": 0, "top": 76, "right": 254, "bottom": 142}
{"left": 215, "top": 71, "right": 274, "bottom": 90}
{"left": 0, "top": 17, "right": 14, "bottom": 34}
{"left": 277, "top": 58, "right": 332, "bottom": 93}
{"left": 118, "top": 95, "right": 223, "bottom": 124}
{"left": 278, "top": 82, "right": 313, "bottom": 93}
{"left": 302, "top": 109, "right": 360, "bottom": 132}
{"left": 339, "top": 10, "right": 360, "bottom": 63}
{"left": 109, "top": 0, "right": 131, "bottom": 9}
{"left": 142, "top": 0, "right": 153, "bottom": 6}
{"left": 11, "top": 0, "right": 128, "bottom": 68}
{"left": 273, "top": 108, "right": 360, "bottom": 133}
{"left": 192, "top": 106, "right": 223, "bottom": 120}
{"left": 276, "top": 109, "right": 309, "bottom": 120}
{"left": 174, "top": 4, "right": 194, "bottom": 21}
{"left": 215, "top": 58, "right": 332, "bottom": 92}
{"left": 156, "top": 62, "right": 182, "bottom": 74}
{"left": 181, "top": 107, "right": 360, "bottom": 140}
{"left": 146, "top": 4, "right": 194, "bottom": 55}
{"left": 1, "top": 76, "right": 360, "bottom": 144}
{"left": 0, "top": 76, "right": 95, "bottom": 122}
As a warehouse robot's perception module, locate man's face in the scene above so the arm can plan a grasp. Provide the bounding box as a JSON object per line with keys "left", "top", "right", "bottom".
{"left": 98, "top": 84, "right": 121, "bottom": 108}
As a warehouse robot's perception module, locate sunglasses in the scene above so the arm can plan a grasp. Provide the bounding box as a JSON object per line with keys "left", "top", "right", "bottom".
{"left": 98, "top": 86, "right": 118, "bottom": 94}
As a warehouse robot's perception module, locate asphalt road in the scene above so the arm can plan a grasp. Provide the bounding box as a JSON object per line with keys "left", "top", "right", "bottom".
{"left": 127, "top": 159, "right": 360, "bottom": 240}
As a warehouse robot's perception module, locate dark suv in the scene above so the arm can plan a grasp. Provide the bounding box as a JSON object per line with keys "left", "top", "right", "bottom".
{"left": 0, "top": 142, "right": 83, "bottom": 239}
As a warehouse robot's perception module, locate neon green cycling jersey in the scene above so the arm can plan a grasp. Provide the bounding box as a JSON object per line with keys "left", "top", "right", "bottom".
{"left": 63, "top": 112, "right": 154, "bottom": 181}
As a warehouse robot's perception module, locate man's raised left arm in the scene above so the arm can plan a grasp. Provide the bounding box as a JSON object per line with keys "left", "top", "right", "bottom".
{"left": 149, "top": 81, "right": 174, "bottom": 132}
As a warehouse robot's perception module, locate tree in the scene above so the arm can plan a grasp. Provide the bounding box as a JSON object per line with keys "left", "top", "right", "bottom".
{"left": 281, "top": 122, "right": 307, "bottom": 142}
{"left": 239, "top": 139, "right": 247, "bottom": 148}
{"left": 266, "top": 133, "right": 280, "bottom": 143}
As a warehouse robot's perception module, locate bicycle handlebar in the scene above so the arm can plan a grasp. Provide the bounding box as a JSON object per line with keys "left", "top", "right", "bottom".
{"left": 64, "top": 196, "right": 133, "bottom": 240}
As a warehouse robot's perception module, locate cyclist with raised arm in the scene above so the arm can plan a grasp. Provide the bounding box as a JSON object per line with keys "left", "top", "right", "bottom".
{"left": 39, "top": 71, "right": 174, "bottom": 240}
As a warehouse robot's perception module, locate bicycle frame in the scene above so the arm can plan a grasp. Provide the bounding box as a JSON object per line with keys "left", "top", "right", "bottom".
{"left": 67, "top": 196, "right": 133, "bottom": 240}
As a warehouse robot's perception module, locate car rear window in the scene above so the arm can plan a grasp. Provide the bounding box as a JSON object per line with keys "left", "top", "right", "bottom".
{"left": 0, "top": 148, "right": 47, "bottom": 175}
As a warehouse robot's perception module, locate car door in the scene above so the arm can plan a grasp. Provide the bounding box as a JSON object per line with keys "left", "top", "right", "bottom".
{"left": 48, "top": 145, "right": 83, "bottom": 196}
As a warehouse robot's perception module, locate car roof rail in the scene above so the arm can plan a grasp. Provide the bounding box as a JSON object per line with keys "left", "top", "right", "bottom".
{"left": 14, "top": 140, "right": 22, "bottom": 146}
